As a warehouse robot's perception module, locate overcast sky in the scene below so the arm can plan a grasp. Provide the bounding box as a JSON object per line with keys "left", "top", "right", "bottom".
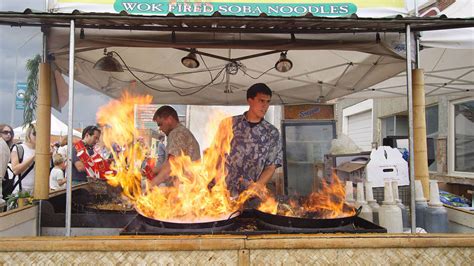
{"left": 0, "top": 0, "right": 111, "bottom": 129}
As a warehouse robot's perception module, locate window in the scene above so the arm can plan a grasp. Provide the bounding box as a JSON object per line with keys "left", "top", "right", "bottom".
{"left": 451, "top": 99, "right": 474, "bottom": 174}
{"left": 380, "top": 106, "right": 438, "bottom": 172}
{"left": 425, "top": 105, "right": 439, "bottom": 172}
{"left": 381, "top": 115, "right": 408, "bottom": 139}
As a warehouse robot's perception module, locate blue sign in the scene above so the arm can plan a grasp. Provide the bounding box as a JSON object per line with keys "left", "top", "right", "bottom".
{"left": 15, "top": 82, "right": 27, "bottom": 110}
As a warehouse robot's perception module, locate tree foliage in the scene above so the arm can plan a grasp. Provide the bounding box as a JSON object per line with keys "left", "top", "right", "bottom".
{"left": 23, "top": 54, "right": 42, "bottom": 126}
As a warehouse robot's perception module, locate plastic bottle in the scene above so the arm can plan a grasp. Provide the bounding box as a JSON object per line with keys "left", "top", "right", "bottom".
{"left": 424, "top": 180, "right": 448, "bottom": 233}
{"left": 378, "top": 181, "right": 403, "bottom": 233}
{"left": 355, "top": 182, "right": 373, "bottom": 222}
{"left": 392, "top": 180, "right": 409, "bottom": 229}
{"left": 414, "top": 180, "right": 428, "bottom": 229}
{"left": 365, "top": 181, "right": 380, "bottom": 225}
{"left": 345, "top": 181, "right": 355, "bottom": 205}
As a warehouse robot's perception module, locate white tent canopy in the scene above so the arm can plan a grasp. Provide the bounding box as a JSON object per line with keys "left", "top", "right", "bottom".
{"left": 0, "top": 1, "right": 472, "bottom": 105}
{"left": 340, "top": 0, "right": 474, "bottom": 99}
{"left": 342, "top": 47, "right": 474, "bottom": 99}
{"left": 50, "top": 32, "right": 408, "bottom": 105}
{"left": 13, "top": 114, "right": 82, "bottom": 139}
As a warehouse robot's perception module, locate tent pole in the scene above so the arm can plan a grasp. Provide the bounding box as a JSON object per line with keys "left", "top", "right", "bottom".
{"left": 65, "top": 19, "right": 76, "bottom": 237}
{"left": 413, "top": 70, "right": 430, "bottom": 201}
{"left": 34, "top": 62, "right": 52, "bottom": 200}
{"left": 406, "top": 24, "right": 416, "bottom": 234}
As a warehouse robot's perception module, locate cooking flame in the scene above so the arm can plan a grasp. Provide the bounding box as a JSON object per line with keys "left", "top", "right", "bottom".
{"left": 96, "top": 92, "right": 152, "bottom": 201}
{"left": 267, "top": 173, "right": 356, "bottom": 219}
{"left": 136, "top": 113, "right": 240, "bottom": 221}
{"left": 96, "top": 93, "right": 354, "bottom": 222}
{"left": 97, "top": 93, "right": 246, "bottom": 222}
{"left": 302, "top": 173, "right": 356, "bottom": 218}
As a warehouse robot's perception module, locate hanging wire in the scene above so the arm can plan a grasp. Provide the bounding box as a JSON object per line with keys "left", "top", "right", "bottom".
{"left": 275, "top": 92, "right": 286, "bottom": 104}
{"left": 198, "top": 53, "right": 214, "bottom": 82}
{"left": 112, "top": 51, "right": 227, "bottom": 96}
{"left": 241, "top": 66, "right": 276, "bottom": 79}
{"left": 111, "top": 50, "right": 279, "bottom": 96}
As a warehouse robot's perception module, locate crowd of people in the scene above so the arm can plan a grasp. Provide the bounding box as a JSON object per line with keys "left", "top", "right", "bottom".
{"left": 1, "top": 82, "right": 282, "bottom": 204}
{"left": 1, "top": 123, "right": 36, "bottom": 199}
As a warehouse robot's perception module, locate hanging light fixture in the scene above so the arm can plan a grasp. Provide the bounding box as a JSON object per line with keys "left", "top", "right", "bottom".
{"left": 93, "top": 48, "right": 124, "bottom": 72}
{"left": 181, "top": 49, "right": 200, "bottom": 68}
{"left": 275, "top": 51, "right": 293, "bottom": 72}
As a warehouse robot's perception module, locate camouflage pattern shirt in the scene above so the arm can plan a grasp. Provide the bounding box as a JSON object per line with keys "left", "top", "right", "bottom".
{"left": 167, "top": 124, "right": 201, "bottom": 161}
{"left": 225, "top": 113, "right": 283, "bottom": 196}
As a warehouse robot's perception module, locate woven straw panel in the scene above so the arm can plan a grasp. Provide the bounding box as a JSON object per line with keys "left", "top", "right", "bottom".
{"left": 0, "top": 251, "right": 238, "bottom": 265}
{"left": 250, "top": 248, "right": 473, "bottom": 265}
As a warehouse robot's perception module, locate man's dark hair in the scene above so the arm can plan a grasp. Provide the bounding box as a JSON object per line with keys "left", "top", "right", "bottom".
{"left": 82, "top": 125, "right": 100, "bottom": 139}
{"left": 247, "top": 83, "right": 272, "bottom": 99}
{"left": 153, "top": 105, "right": 179, "bottom": 122}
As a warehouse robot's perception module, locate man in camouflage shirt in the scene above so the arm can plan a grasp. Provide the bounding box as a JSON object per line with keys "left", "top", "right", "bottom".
{"left": 225, "top": 83, "right": 283, "bottom": 197}
{"left": 151, "top": 105, "right": 200, "bottom": 186}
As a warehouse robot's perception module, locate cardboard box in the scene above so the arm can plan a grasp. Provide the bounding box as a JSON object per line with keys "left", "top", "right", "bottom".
{"left": 366, "top": 146, "right": 409, "bottom": 188}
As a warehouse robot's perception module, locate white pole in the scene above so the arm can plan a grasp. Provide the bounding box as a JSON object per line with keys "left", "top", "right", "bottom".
{"left": 65, "top": 19, "right": 76, "bottom": 237}
{"left": 414, "top": 0, "right": 421, "bottom": 68}
{"left": 406, "top": 24, "right": 416, "bottom": 234}
{"left": 414, "top": 0, "right": 419, "bottom": 17}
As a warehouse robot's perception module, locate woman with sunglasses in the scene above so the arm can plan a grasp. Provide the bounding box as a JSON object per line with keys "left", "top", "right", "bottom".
{"left": 10, "top": 124, "right": 36, "bottom": 195}
{"left": 1, "top": 124, "right": 14, "bottom": 196}
{"left": 0, "top": 124, "right": 14, "bottom": 148}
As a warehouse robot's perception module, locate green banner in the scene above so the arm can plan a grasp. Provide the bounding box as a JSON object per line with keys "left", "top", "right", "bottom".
{"left": 114, "top": 0, "right": 357, "bottom": 17}
{"left": 15, "top": 82, "right": 27, "bottom": 110}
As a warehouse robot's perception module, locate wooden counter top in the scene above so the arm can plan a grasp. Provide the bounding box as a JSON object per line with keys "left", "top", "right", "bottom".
{"left": 48, "top": 182, "right": 89, "bottom": 198}
{"left": 0, "top": 234, "right": 473, "bottom": 252}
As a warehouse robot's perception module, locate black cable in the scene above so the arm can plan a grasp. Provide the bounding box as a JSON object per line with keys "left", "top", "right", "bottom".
{"left": 113, "top": 51, "right": 226, "bottom": 96}
{"left": 198, "top": 53, "right": 214, "bottom": 83}
{"left": 241, "top": 66, "right": 276, "bottom": 79}
{"left": 275, "top": 93, "right": 286, "bottom": 105}
{"left": 166, "top": 67, "right": 226, "bottom": 92}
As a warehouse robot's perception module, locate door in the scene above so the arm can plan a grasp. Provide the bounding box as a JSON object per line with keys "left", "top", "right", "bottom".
{"left": 347, "top": 110, "right": 372, "bottom": 151}
{"left": 283, "top": 121, "right": 336, "bottom": 196}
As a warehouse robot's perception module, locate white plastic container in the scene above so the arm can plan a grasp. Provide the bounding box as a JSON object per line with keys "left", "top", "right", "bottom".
{"left": 379, "top": 181, "right": 403, "bottom": 233}
{"left": 345, "top": 181, "right": 355, "bottom": 205}
{"left": 355, "top": 182, "right": 373, "bottom": 222}
{"left": 365, "top": 181, "right": 380, "bottom": 225}
{"left": 392, "top": 180, "right": 409, "bottom": 229}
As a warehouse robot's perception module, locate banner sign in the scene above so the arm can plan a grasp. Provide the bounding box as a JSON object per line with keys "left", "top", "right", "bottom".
{"left": 51, "top": 0, "right": 407, "bottom": 17}
{"left": 15, "top": 82, "right": 27, "bottom": 110}
{"left": 115, "top": 1, "right": 357, "bottom": 16}
{"left": 134, "top": 104, "right": 161, "bottom": 129}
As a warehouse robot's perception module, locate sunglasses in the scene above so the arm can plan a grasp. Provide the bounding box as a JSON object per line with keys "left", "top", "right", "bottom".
{"left": 1, "top": 131, "right": 12, "bottom": 135}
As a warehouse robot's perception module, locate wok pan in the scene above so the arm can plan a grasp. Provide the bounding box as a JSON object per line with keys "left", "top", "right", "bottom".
{"left": 254, "top": 206, "right": 362, "bottom": 229}
{"left": 136, "top": 208, "right": 241, "bottom": 229}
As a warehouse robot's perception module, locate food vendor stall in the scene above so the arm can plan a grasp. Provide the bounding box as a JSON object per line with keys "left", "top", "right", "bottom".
{"left": 0, "top": 0, "right": 473, "bottom": 264}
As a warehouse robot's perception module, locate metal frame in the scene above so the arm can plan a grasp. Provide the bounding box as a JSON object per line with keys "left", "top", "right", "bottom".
{"left": 0, "top": 12, "right": 473, "bottom": 33}
{"left": 1, "top": 8, "right": 468, "bottom": 235}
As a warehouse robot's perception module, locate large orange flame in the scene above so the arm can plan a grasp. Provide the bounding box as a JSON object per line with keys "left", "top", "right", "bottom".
{"left": 96, "top": 92, "right": 152, "bottom": 201}
{"left": 96, "top": 93, "right": 353, "bottom": 222}
{"left": 268, "top": 173, "right": 356, "bottom": 219}
{"left": 136, "top": 113, "right": 241, "bottom": 221}
{"left": 97, "top": 93, "right": 246, "bottom": 222}
{"left": 302, "top": 173, "right": 356, "bottom": 218}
